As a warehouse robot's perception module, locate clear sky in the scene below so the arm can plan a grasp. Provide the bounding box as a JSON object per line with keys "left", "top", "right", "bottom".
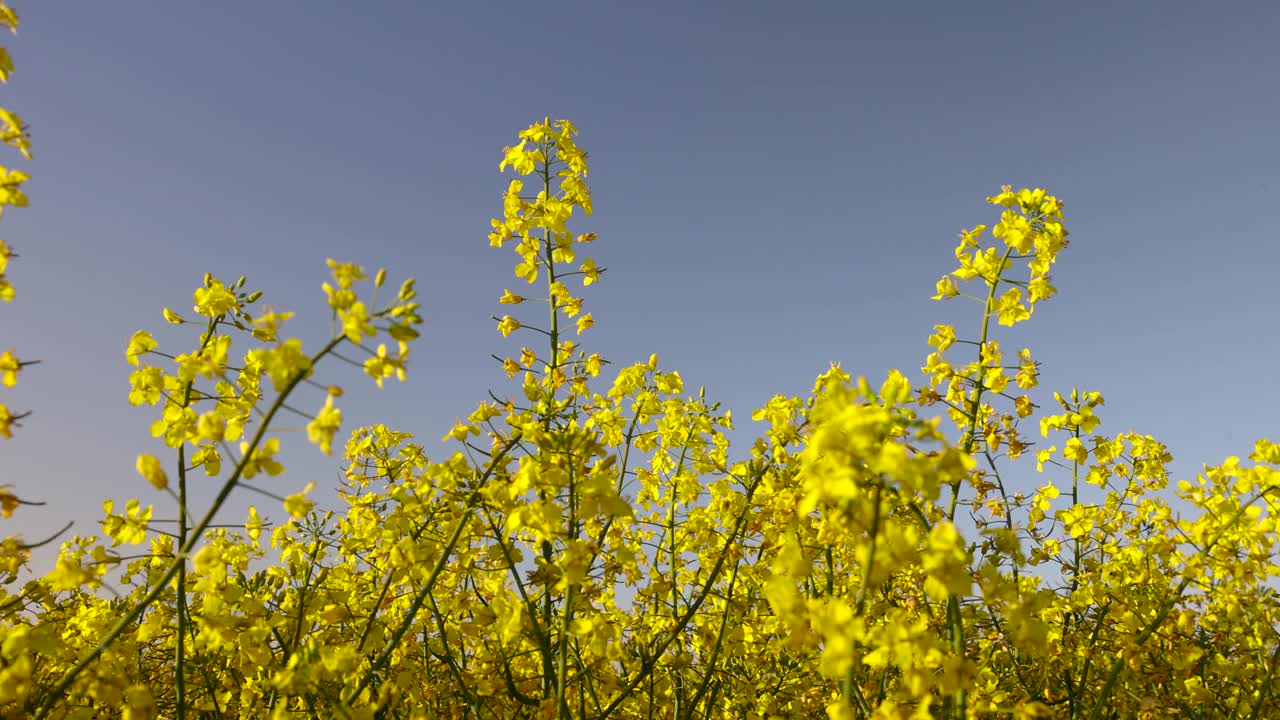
{"left": 6, "top": 2, "right": 1279, "bottom": 572}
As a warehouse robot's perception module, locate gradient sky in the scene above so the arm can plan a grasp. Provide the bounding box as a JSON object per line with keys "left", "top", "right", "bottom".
{"left": 6, "top": 2, "right": 1279, "bottom": 572}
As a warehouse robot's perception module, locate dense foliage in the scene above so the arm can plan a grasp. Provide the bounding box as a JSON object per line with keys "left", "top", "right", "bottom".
{"left": 4, "top": 8, "right": 1280, "bottom": 719}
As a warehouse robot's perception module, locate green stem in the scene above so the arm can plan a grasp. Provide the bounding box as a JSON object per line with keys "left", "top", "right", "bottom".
{"left": 175, "top": 442, "right": 188, "bottom": 720}
{"left": 556, "top": 584, "right": 575, "bottom": 719}
{"left": 944, "top": 246, "right": 1015, "bottom": 719}
{"left": 686, "top": 559, "right": 740, "bottom": 714}
{"left": 539, "top": 135, "right": 562, "bottom": 703}
{"left": 175, "top": 317, "right": 219, "bottom": 720}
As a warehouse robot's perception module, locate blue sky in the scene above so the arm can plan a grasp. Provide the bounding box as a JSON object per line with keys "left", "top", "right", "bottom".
{"left": 5, "top": 2, "right": 1279, "bottom": 571}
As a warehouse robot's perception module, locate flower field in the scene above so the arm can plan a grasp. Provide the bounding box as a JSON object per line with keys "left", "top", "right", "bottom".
{"left": 3, "top": 6, "right": 1280, "bottom": 720}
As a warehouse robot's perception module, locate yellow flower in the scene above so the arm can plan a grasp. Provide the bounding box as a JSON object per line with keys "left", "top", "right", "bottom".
{"left": 575, "top": 313, "right": 594, "bottom": 335}
{"left": 1060, "top": 505, "right": 1094, "bottom": 539}
{"left": 560, "top": 295, "right": 583, "bottom": 317}
{"left": 0, "top": 108, "right": 30, "bottom": 161}
{"left": 932, "top": 274, "right": 958, "bottom": 300}
{"left": 122, "top": 684, "right": 156, "bottom": 720}
{"left": 249, "top": 338, "right": 312, "bottom": 391}
{"left": 923, "top": 521, "right": 971, "bottom": 600}
{"left": 284, "top": 482, "right": 316, "bottom": 519}
{"left": 326, "top": 258, "right": 367, "bottom": 289}
{"left": 191, "top": 446, "right": 221, "bottom": 476}
{"left": 1027, "top": 275, "right": 1057, "bottom": 303}
{"left": 322, "top": 281, "right": 357, "bottom": 310}
{"left": 1035, "top": 446, "right": 1057, "bottom": 472}
{"left": 497, "top": 315, "right": 521, "bottom": 337}
{"left": 1063, "top": 437, "right": 1089, "bottom": 463}
{"left": 240, "top": 437, "right": 285, "bottom": 479}
{"left": 246, "top": 506, "right": 264, "bottom": 544}
{"left": 193, "top": 278, "right": 238, "bottom": 317}
{"left": 150, "top": 404, "right": 197, "bottom": 448}
{"left": 136, "top": 454, "right": 168, "bottom": 490}
{"left": 878, "top": 368, "right": 911, "bottom": 406}
{"left": 441, "top": 420, "right": 479, "bottom": 443}
{"left": 467, "top": 401, "right": 502, "bottom": 424}
{"left": 827, "top": 700, "right": 856, "bottom": 720}
{"left": 987, "top": 184, "right": 1017, "bottom": 207}
{"left": 1015, "top": 395, "right": 1034, "bottom": 417}
{"left": 307, "top": 394, "right": 342, "bottom": 455}
{"left": 499, "top": 139, "right": 543, "bottom": 174}
{"left": 0, "top": 485, "right": 18, "bottom": 517}
{"left": 995, "top": 287, "right": 1030, "bottom": 326}
{"left": 195, "top": 411, "right": 226, "bottom": 442}
{"left": 514, "top": 258, "right": 539, "bottom": 283}
{"left": 0, "top": 165, "right": 29, "bottom": 207}
{"left": 127, "top": 366, "right": 165, "bottom": 406}
{"left": 927, "top": 325, "right": 956, "bottom": 352}
{"left": 251, "top": 307, "right": 294, "bottom": 342}
{"left": 580, "top": 258, "right": 601, "bottom": 286}
{"left": 363, "top": 342, "right": 407, "bottom": 388}
{"left": 125, "top": 330, "right": 157, "bottom": 366}
{"left": 501, "top": 357, "right": 520, "bottom": 377}
{"left": 993, "top": 209, "right": 1034, "bottom": 253}
{"left": 499, "top": 289, "right": 524, "bottom": 304}
{"left": 338, "top": 300, "right": 375, "bottom": 342}
{"left": 1033, "top": 483, "right": 1059, "bottom": 513}
{"left": 0, "top": 348, "right": 18, "bottom": 386}
{"left": 959, "top": 224, "right": 987, "bottom": 248}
